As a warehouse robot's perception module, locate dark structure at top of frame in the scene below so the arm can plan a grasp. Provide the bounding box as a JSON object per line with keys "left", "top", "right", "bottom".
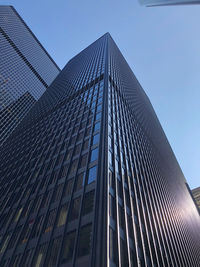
{"left": 139, "top": 0, "right": 200, "bottom": 6}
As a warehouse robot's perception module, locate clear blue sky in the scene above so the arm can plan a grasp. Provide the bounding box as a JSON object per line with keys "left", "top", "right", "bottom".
{"left": 2, "top": 0, "right": 200, "bottom": 189}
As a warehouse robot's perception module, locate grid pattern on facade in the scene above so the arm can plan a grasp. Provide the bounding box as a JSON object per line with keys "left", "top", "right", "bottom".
{"left": 0, "top": 33, "right": 107, "bottom": 267}
{"left": 106, "top": 33, "right": 200, "bottom": 267}
{"left": 0, "top": 6, "right": 60, "bottom": 146}
{"left": 0, "top": 33, "right": 200, "bottom": 267}
{"left": 0, "top": 79, "right": 104, "bottom": 266}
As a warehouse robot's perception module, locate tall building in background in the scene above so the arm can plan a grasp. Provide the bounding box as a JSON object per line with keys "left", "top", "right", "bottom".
{"left": 0, "top": 5, "right": 60, "bottom": 146}
{"left": 192, "top": 187, "right": 200, "bottom": 211}
{"left": 0, "top": 33, "right": 200, "bottom": 267}
{"left": 139, "top": 0, "right": 200, "bottom": 6}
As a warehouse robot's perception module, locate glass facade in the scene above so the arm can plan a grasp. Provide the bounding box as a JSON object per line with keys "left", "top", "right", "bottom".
{"left": 0, "top": 33, "right": 200, "bottom": 267}
{"left": 0, "top": 5, "right": 60, "bottom": 146}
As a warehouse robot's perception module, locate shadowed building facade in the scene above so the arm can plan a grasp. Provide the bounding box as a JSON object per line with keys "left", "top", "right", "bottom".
{"left": 0, "top": 33, "right": 199, "bottom": 267}
{"left": 0, "top": 5, "right": 60, "bottom": 146}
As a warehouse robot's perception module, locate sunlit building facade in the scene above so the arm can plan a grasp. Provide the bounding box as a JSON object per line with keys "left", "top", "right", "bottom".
{"left": 0, "top": 33, "right": 200, "bottom": 267}
{"left": 0, "top": 5, "right": 60, "bottom": 146}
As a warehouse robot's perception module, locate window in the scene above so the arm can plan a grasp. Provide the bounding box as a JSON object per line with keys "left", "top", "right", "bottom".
{"left": 75, "top": 173, "right": 84, "bottom": 192}
{"left": 120, "top": 238, "right": 129, "bottom": 267}
{"left": 0, "top": 234, "right": 10, "bottom": 254}
{"left": 60, "top": 164, "right": 68, "bottom": 178}
{"left": 34, "top": 243, "right": 47, "bottom": 267}
{"left": 74, "top": 144, "right": 81, "bottom": 155}
{"left": 20, "top": 222, "right": 32, "bottom": 244}
{"left": 87, "top": 166, "right": 97, "bottom": 184}
{"left": 69, "top": 159, "right": 78, "bottom": 175}
{"left": 32, "top": 195, "right": 42, "bottom": 213}
{"left": 80, "top": 154, "right": 88, "bottom": 168}
{"left": 44, "top": 209, "right": 57, "bottom": 233}
{"left": 8, "top": 227, "right": 21, "bottom": 249}
{"left": 97, "top": 104, "right": 102, "bottom": 112}
{"left": 47, "top": 237, "right": 61, "bottom": 266}
{"left": 109, "top": 195, "right": 116, "bottom": 220}
{"left": 77, "top": 132, "right": 84, "bottom": 142}
{"left": 52, "top": 184, "right": 63, "bottom": 203}
{"left": 64, "top": 179, "right": 73, "bottom": 197}
{"left": 85, "top": 127, "right": 91, "bottom": 137}
{"left": 109, "top": 228, "right": 117, "bottom": 263}
{"left": 118, "top": 205, "right": 125, "bottom": 231}
{"left": 61, "top": 231, "right": 76, "bottom": 263}
{"left": 77, "top": 224, "right": 92, "bottom": 257}
{"left": 14, "top": 206, "right": 23, "bottom": 222}
{"left": 94, "top": 122, "right": 100, "bottom": 132}
{"left": 83, "top": 140, "right": 89, "bottom": 150}
{"left": 92, "top": 134, "right": 99, "bottom": 145}
{"left": 22, "top": 249, "right": 34, "bottom": 267}
{"left": 82, "top": 191, "right": 95, "bottom": 215}
{"left": 31, "top": 216, "right": 44, "bottom": 238}
{"left": 69, "top": 197, "right": 81, "bottom": 221}
{"left": 57, "top": 203, "right": 69, "bottom": 227}
{"left": 90, "top": 148, "right": 98, "bottom": 162}
{"left": 66, "top": 149, "right": 73, "bottom": 161}
{"left": 41, "top": 190, "right": 52, "bottom": 208}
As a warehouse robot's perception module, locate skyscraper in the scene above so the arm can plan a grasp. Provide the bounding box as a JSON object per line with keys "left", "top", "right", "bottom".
{"left": 192, "top": 187, "right": 200, "bottom": 211}
{"left": 0, "top": 33, "right": 199, "bottom": 267}
{"left": 139, "top": 0, "right": 200, "bottom": 6}
{"left": 0, "top": 5, "right": 60, "bottom": 146}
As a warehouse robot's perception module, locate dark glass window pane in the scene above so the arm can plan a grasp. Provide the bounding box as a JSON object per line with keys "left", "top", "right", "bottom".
{"left": 74, "top": 144, "right": 81, "bottom": 155}
{"left": 77, "top": 132, "right": 84, "bottom": 142}
{"left": 34, "top": 243, "right": 47, "bottom": 267}
{"left": 69, "top": 159, "right": 78, "bottom": 175}
{"left": 0, "top": 234, "right": 10, "bottom": 254}
{"left": 66, "top": 149, "right": 73, "bottom": 161}
{"left": 69, "top": 197, "right": 81, "bottom": 221}
{"left": 109, "top": 228, "right": 117, "bottom": 263}
{"left": 83, "top": 140, "right": 89, "bottom": 150}
{"left": 57, "top": 203, "right": 69, "bottom": 227}
{"left": 120, "top": 238, "right": 129, "bottom": 267}
{"left": 60, "top": 164, "right": 69, "bottom": 178}
{"left": 92, "top": 134, "right": 99, "bottom": 145}
{"left": 75, "top": 173, "right": 84, "bottom": 192}
{"left": 22, "top": 249, "right": 34, "bottom": 267}
{"left": 87, "top": 166, "right": 97, "bottom": 184}
{"left": 77, "top": 224, "right": 92, "bottom": 257}
{"left": 41, "top": 190, "right": 52, "bottom": 208}
{"left": 85, "top": 127, "right": 91, "bottom": 137}
{"left": 64, "top": 179, "right": 73, "bottom": 197}
{"left": 61, "top": 231, "right": 76, "bottom": 263}
{"left": 118, "top": 205, "right": 125, "bottom": 231}
{"left": 80, "top": 154, "right": 88, "bottom": 168}
{"left": 90, "top": 148, "right": 98, "bottom": 162}
{"left": 44, "top": 209, "right": 56, "bottom": 233}
{"left": 109, "top": 195, "right": 116, "bottom": 220}
{"left": 31, "top": 216, "right": 44, "bottom": 238}
{"left": 52, "top": 184, "right": 63, "bottom": 203}
{"left": 82, "top": 190, "right": 95, "bottom": 216}
{"left": 47, "top": 237, "right": 61, "bottom": 267}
